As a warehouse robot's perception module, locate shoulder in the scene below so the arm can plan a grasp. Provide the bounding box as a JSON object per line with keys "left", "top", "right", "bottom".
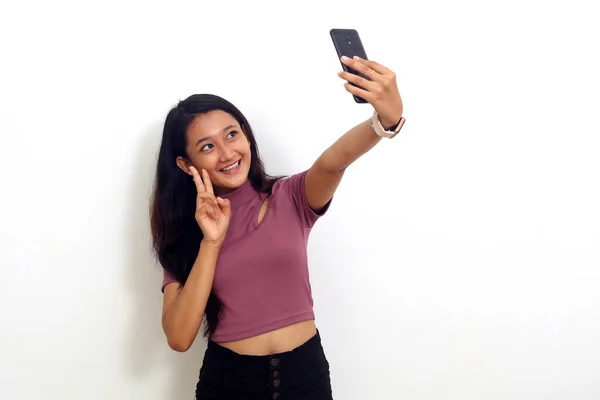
{"left": 271, "top": 170, "right": 331, "bottom": 228}
{"left": 272, "top": 170, "right": 309, "bottom": 195}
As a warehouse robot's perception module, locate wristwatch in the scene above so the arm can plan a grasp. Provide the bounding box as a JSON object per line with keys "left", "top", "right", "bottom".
{"left": 370, "top": 110, "right": 406, "bottom": 139}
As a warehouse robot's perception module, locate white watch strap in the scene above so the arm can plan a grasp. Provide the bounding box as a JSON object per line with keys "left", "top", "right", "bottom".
{"left": 370, "top": 111, "right": 405, "bottom": 138}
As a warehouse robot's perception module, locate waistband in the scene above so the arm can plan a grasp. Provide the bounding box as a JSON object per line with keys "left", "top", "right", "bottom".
{"left": 198, "top": 330, "right": 330, "bottom": 397}
{"left": 207, "top": 329, "right": 322, "bottom": 358}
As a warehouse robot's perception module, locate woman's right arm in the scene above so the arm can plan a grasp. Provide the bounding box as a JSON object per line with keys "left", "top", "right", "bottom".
{"left": 161, "top": 166, "right": 231, "bottom": 352}
{"left": 161, "top": 240, "right": 221, "bottom": 352}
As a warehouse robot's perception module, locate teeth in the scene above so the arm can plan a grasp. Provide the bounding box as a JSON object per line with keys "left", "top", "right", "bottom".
{"left": 221, "top": 161, "right": 239, "bottom": 172}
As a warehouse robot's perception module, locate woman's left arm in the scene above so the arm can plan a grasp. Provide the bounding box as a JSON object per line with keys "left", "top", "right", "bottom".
{"left": 305, "top": 55, "right": 404, "bottom": 211}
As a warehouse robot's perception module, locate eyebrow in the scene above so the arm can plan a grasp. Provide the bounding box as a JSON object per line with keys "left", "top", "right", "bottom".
{"left": 195, "top": 124, "right": 236, "bottom": 147}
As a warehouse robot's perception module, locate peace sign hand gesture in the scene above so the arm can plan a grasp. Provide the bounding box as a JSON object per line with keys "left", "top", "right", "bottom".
{"left": 339, "top": 55, "right": 404, "bottom": 129}
{"left": 189, "top": 166, "right": 231, "bottom": 247}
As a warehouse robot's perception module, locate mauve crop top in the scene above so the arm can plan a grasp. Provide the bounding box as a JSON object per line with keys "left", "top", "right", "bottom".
{"left": 161, "top": 169, "right": 331, "bottom": 343}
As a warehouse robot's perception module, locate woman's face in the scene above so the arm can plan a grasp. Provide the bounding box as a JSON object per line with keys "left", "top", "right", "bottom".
{"left": 177, "top": 110, "right": 252, "bottom": 195}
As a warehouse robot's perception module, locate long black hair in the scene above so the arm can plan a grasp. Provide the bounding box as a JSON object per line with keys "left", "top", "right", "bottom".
{"left": 150, "top": 94, "right": 282, "bottom": 337}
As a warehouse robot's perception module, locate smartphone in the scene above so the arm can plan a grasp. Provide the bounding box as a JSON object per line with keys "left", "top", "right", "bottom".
{"left": 330, "top": 28, "right": 369, "bottom": 103}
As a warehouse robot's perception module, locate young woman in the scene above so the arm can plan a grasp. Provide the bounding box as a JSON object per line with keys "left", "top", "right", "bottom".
{"left": 150, "top": 55, "right": 405, "bottom": 400}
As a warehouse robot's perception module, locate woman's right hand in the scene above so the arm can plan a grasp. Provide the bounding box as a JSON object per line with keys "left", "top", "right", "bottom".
{"left": 190, "top": 166, "right": 231, "bottom": 247}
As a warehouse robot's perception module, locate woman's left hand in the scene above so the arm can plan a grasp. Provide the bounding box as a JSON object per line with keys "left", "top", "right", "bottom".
{"left": 338, "top": 56, "right": 404, "bottom": 129}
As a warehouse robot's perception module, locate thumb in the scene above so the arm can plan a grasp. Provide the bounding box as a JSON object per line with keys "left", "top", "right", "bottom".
{"left": 217, "top": 197, "right": 231, "bottom": 219}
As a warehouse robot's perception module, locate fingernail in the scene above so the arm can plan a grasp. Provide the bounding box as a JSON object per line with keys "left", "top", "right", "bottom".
{"left": 338, "top": 71, "right": 343, "bottom": 76}
{"left": 341, "top": 56, "right": 350, "bottom": 61}
{"left": 353, "top": 55, "right": 360, "bottom": 61}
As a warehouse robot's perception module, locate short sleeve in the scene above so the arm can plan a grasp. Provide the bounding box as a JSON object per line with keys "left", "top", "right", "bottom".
{"left": 161, "top": 269, "right": 178, "bottom": 293}
{"left": 275, "top": 169, "right": 332, "bottom": 228}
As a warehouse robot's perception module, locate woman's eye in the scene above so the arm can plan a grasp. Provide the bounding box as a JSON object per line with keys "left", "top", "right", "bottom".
{"left": 227, "top": 130, "right": 238, "bottom": 139}
{"left": 200, "top": 131, "right": 236, "bottom": 152}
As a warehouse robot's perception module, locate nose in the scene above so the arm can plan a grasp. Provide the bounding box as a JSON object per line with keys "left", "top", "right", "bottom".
{"left": 218, "top": 143, "right": 236, "bottom": 162}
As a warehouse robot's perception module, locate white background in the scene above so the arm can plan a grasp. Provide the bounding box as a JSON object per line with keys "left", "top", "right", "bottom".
{"left": 1, "top": 0, "right": 599, "bottom": 399}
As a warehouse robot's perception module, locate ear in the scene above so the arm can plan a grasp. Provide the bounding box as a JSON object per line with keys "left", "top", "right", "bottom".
{"left": 176, "top": 156, "right": 192, "bottom": 176}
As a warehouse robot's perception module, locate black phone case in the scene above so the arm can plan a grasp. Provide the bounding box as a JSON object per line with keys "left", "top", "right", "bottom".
{"left": 330, "top": 28, "right": 369, "bottom": 103}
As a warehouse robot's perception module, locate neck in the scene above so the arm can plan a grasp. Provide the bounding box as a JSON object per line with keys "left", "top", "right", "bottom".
{"left": 218, "top": 178, "right": 259, "bottom": 205}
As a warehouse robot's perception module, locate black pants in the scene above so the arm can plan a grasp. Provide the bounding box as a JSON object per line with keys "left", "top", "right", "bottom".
{"left": 195, "top": 330, "right": 333, "bottom": 400}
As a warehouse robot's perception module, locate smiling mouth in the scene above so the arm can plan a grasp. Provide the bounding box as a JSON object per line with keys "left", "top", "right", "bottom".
{"left": 220, "top": 160, "right": 240, "bottom": 173}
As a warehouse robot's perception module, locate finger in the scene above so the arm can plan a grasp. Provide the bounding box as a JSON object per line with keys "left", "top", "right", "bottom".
{"left": 353, "top": 56, "right": 392, "bottom": 76}
{"left": 197, "top": 193, "right": 218, "bottom": 211}
{"left": 201, "top": 169, "right": 214, "bottom": 195}
{"left": 338, "top": 71, "right": 374, "bottom": 91}
{"left": 197, "top": 192, "right": 217, "bottom": 202}
{"left": 217, "top": 197, "right": 231, "bottom": 219}
{"left": 214, "top": 197, "right": 231, "bottom": 219}
{"left": 189, "top": 166, "right": 206, "bottom": 193}
{"left": 198, "top": 200, "right": 217, "bottom": 219}
{"left": 341, "top": 56, "right": 379, "bottom": 81}
{"left": 205, "top": 203, "right": 218, "bottom": 219}
{"left": 197, "top": 202, "right": 208, "bottom": 218}
{"left": 343, "top": 82, "right": 373, "bottom": 102}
